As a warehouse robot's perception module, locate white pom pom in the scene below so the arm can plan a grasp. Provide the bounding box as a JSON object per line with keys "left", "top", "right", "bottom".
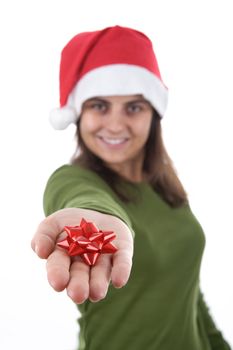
{"left": 49, "top": 106, "right": 77, "bottom": 130}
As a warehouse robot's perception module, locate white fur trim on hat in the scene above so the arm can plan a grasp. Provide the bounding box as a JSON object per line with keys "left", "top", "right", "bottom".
{"left": 71, "top": 64, "right": 168, "bottom": 116}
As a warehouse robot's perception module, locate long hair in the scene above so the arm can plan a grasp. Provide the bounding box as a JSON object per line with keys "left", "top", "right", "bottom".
{"left": 71, "top": 110, "right": 188, "bottom": 208}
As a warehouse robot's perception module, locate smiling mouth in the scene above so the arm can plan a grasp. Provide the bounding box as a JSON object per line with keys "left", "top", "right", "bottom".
{"left": 97, "top": 136, "right": 129, "bottom": 145}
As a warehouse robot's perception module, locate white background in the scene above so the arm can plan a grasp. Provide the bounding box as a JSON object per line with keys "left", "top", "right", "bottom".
{"left": 0, "top": 0, "right": 232, "bottom": 349}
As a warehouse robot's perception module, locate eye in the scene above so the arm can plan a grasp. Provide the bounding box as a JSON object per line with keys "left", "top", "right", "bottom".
{"left": 83, "top": 100, "right": 108, "bottom": 113}
{"left": 127, "top": 103, "right": 143, "bottom": 114}
{"left": 90, "top": 101, "right": 107, "bottom": 112}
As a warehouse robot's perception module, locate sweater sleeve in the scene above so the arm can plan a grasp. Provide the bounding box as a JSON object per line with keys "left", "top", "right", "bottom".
{"left": 43, "top": 164, "right": 135, "bottom": 237}
{"left": 198, "top": 288, "right": 231, "bottom": 349}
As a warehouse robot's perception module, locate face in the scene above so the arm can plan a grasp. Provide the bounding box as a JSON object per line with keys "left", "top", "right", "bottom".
{"left": 79, "top": 95, "right": 153, "bottom": 180}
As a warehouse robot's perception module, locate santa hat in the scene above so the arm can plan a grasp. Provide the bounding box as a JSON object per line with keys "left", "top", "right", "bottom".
{"left": 50, "top": 25, "right": 168, "bottom": 130}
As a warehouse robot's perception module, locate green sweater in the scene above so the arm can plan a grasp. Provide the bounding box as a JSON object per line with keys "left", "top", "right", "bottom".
{"left": 43, "top": 164, "right": 231, "bottom": 350}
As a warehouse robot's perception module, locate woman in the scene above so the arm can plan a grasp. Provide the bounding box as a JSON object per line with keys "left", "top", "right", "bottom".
{"left": 31, "top": 25, "right": 231, "bottom": 349}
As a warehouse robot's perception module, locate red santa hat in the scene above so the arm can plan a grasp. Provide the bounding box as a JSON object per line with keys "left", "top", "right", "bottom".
{"left": 50, "top": 25, "right": 168, "bottom": 130}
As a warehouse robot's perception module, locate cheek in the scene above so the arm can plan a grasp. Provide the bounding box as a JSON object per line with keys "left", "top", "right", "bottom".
{"left": 79, "top": 114, "right": 99, "bottom": 136}
{"left": 134, "top": 116, "right": 152, "bottom": 140}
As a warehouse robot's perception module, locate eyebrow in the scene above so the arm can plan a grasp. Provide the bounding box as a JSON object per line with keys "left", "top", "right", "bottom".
{"left": 84, "top": 97, "right": 150, "bottom": 105}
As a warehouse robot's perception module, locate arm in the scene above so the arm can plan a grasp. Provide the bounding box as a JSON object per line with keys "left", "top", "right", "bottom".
{"left": 31, "top": 165, "right": 134, "bottom": 304}
{"left": 43, "top": 165, "right": 134, "bottom": 233}
{"left": 198, "top": 288, "right": 231, "bottom": 349}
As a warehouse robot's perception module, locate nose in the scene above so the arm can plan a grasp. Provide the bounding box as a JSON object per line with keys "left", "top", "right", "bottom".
{"left": 104, "top": 108, "right": 126, "bottom": 133}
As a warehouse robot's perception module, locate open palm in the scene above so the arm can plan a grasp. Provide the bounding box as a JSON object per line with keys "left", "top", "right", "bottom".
{"left": 31, "top": 208, "right": 134, "bottom": 303}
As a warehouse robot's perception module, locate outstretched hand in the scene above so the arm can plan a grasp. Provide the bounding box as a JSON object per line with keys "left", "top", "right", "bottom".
{"left": 31, "top": 208, "right": 134, "bottom": 304}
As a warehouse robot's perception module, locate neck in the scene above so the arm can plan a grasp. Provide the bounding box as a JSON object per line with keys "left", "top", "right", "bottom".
{"left": 105, "top": 158, "right": 145, "bottom": 183}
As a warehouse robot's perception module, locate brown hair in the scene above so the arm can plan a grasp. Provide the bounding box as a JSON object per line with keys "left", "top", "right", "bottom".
{"left": 71, "top": 110, "right": 188, "bottom": 208}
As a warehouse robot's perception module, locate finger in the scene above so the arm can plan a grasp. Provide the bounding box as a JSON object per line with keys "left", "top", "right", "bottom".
{"left": 111, "top": 239, "right": 133, "bottom": 288}
{"left": 46, "top": 248, "right": 71, "bottom": 291}
{"left": 66, "top": 257, "right": 90, "bottom": 304}
{"left": 31, "top": 216, "right": 62, "bottom": 259}
{"left": 89, "top": 254, "right": 112, "bottom": 302}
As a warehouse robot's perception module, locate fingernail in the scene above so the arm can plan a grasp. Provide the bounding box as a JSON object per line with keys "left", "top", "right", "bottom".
{"left": 67, "top": 289, "right": 75, "bottom": 299}
{"left": 35, "top": 245, "right": 39, "bottom": 255}
{"left": 115, "top": 285, "right": 122, "bottom": 289}
{"left": 89, "top": 292, "right": 106, "bottom": 303}
{"left": 67, "top": 290, "right": 88, "bottom": 304}
{"left": 49, "top": 280, "right": 57, "bottom": 289}
{"left": 89, "top": 298, "right": 96, "bottom": 303}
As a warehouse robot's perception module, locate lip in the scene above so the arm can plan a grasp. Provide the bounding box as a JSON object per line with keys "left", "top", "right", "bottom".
{"left": 97, "top": 136, "right": 129, "bottom": 149}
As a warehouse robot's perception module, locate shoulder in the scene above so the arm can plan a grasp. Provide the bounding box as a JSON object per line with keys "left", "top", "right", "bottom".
{"left": 49, "top": 163, "right": 94, "bottom": 178}
{"left": 45, "top": 163, "right": 117, "bottom": 198}
{"left": 48, "top": 163, "right": 107, "bottom": 186}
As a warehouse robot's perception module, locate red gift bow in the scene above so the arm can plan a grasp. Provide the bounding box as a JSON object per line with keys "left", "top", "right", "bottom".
{"left": 57, "top": 218, "right": 117, "bottom": 266}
